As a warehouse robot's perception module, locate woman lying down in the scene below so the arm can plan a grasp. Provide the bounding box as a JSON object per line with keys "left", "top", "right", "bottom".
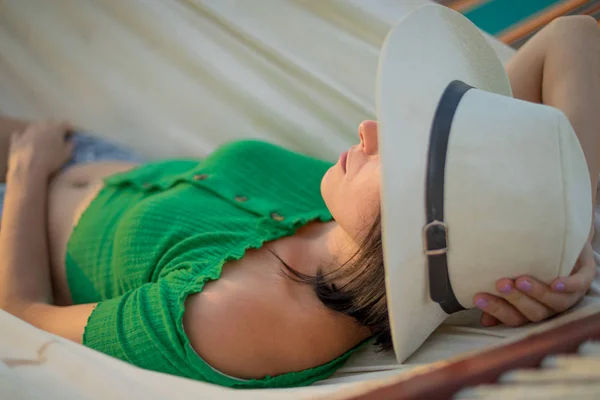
{"left": 0, "top": 6, "right": 598, "bottom": 388}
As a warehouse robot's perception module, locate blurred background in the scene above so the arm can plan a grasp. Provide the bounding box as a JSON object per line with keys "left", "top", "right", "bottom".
{"left": 0, "top": 0, "right": 598, "bottom": 161}
{"left": 438, "top": 0, "right": 600, "bottom": 48}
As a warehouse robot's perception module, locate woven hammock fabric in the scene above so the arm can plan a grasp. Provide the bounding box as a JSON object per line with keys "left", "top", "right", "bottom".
{"left": 0, "top": 0, "right": 512, "bottom": 161}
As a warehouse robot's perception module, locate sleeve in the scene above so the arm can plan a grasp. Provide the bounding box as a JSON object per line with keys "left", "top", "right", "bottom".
{"left": 82, "top": 279, "right": 200, "bottom": 379}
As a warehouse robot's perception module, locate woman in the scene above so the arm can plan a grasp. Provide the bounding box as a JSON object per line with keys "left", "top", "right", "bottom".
{"left": 0, "top": 14, "right": 598, "bottom": 388}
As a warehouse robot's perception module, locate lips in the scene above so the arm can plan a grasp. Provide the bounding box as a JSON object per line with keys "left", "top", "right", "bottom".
{"left": 340, "top": 150, "right": 349, "bottom": 173}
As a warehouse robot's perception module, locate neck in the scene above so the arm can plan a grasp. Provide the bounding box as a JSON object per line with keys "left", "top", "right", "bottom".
{"left": 280, "top": 221, "right": 358, "bottom": 276}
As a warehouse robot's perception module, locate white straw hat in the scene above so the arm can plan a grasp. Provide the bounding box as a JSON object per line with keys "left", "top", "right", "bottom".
{"left": 378, "top": 4, "right": 592, "bottom": 363}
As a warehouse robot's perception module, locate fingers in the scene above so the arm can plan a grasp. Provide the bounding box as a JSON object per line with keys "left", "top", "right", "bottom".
{"left": 9, "top": 131, "right": 21, "bottom": 152}
{"left": 476, "top": 279, "right": 556, "bottom": 325}
{"left": 551, "top": 244, "right": 597, "bottom": 293}
{"left": 478, "top": 244, "right": 597, "bottom": 328}
{"left": 480, "top": 312, "right": 500, "bottom": 327}
{"left": 26, "top": 120, "right": 72, "bottom": 136}
{"left": 473, "top": 293, "right": 529, "bottom": 327}
{"left": 12, "top": 119, "right": 75, "bottom": 176}
{"left": 44, "top": 120, "right": 72, "bottom": 136}
{"left": 510, "top": 276, "right": 580, "bottom": 313}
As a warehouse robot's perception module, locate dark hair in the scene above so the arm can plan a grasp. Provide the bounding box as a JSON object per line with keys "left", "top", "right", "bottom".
{"left": 274, "top": 213, "right": 392, "bottom": 351}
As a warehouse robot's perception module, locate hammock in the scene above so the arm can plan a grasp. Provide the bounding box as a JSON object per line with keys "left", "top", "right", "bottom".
{"left": 0, "top": 0, "right": 512, "bottom": 161}
{"left": 1, "top": 1, "right": 599, "bottom": 399}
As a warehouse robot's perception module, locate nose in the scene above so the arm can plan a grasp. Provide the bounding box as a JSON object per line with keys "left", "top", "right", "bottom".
{"left": 358, "top": 120, "right": 379, "bottom": 155}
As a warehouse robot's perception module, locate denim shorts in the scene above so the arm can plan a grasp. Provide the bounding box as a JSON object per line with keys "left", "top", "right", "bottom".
{"left": 0, "top": 133, "right": 145, "bottom": 217}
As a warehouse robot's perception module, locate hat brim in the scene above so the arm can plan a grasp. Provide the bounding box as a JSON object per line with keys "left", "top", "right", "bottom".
{"left": 377, "top": 4, "right": 513, "bottom": 363}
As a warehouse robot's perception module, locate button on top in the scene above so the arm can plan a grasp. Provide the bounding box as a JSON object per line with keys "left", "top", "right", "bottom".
{"left": 270, "top": 212, "right": 285, "bottom": 222}
{"left": 193, "top": 174, "right": 208, "bottom": 181}
{"left": 235, "top": 195, "right": 248, "bottom": 203}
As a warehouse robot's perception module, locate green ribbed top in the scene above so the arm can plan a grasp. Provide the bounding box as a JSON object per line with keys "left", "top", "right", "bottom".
{"left": 65, "top": 140, "right": 366, "bottom": 388}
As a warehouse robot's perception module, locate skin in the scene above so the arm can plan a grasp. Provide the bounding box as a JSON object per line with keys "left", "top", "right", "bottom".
{"left": 474, "top": 16, "right": 600, "bottom": 327}
{"left": 0, "top": 16, "right": 597, "bottom": 379}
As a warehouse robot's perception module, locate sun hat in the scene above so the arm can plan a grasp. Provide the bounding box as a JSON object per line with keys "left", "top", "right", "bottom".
{"left": 378, "top": 4, "right": 592, "bottom": 363}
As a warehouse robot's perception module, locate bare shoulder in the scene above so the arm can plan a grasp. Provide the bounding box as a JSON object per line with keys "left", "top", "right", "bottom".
{"left": 182, "top": 262, "right": 369, "bottom": 380}
{"left": 183, "top": 279, "right": 282, "bottom": 379}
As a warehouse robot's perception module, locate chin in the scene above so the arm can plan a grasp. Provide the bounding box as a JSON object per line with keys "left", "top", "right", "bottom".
{"left": 320, "top": 166, "right": 336, "bottom": 207}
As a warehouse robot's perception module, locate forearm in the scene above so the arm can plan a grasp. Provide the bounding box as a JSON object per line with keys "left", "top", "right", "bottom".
{"left": 542, "top": 18, "right": 600, "bottom": 204}
{"left": 506, "top": 16, "right": 600, "bottom": 204}
{"left": 0, "top": 165, "right": 53, "bottom": 309}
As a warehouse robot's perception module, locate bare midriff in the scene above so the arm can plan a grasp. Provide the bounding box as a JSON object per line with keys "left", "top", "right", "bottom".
{"left": 46, "top": 161, "right": 138, "bottom": 305}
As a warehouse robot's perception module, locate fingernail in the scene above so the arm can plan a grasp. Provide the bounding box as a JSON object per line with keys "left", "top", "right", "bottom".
{"left": 555, "top": 281, "right": 565, "bottom": 292}
{"left": 475, "top": 298, "right": 488, "bottom": 309}
{"left": 499, "top": 283, "right": 512, "bottom": 294}
{"left": 517, "top": 280, "right": 532, "bottom": 292}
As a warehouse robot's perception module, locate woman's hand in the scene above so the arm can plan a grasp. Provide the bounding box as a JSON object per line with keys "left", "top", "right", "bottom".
{"left": 8, "top": 120, "right": 74, "bottom": 180}
{"left": 473, "top": 242, "right": 597, "bottom": 327}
